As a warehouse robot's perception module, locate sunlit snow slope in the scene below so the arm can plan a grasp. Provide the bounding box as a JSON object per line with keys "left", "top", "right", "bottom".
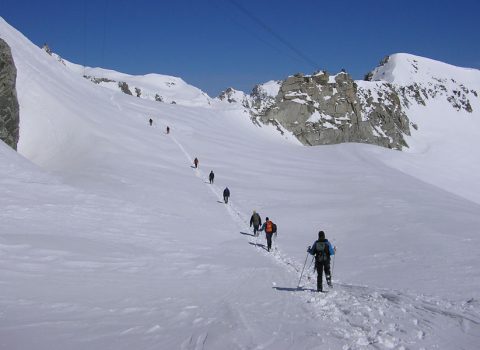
{"left": 369, "top": 53, "right": 480, "bottom": 204}
{"left": 64, "top": 59, "right": 212, "bottom": 107}
{"left": 1, "top": 18, "right": 480, "bottom": 350}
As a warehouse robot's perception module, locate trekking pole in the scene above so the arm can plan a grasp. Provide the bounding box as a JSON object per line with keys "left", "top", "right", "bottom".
{"left": 305, "top": 256, "right": 314, "bottom": 281}
{"left": 297, "top": 247, "right": 311, "bottom": 288}
{"left": 332, "top": 253, "right": 336, "bottom": 279}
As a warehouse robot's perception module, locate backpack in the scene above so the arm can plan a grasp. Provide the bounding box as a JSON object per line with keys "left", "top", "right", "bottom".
{"left": 265, "top": 221, "right": 273, "bottom": 233}
{"left": 314, "top": 241, "right": 328, "bottom": 262}
{"left": 272, "top": 223, "right": 277, "bottom": 234}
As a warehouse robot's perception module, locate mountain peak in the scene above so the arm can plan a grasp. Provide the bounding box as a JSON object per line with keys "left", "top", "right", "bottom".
{"left": 368, "top": 53, "right": 480, "bottom": 86}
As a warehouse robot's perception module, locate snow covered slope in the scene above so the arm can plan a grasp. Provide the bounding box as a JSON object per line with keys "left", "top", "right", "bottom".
{"left": 220, "top": 53, "right": 480, "bottom": 204}
{"left": 368, "top": 53, "right": 480, "bottom": 205}
{"left": 1, "top": 17, "right": 480, "bottom": 350}
{"left": 370, "top": 52, "right": 480, "bottom": 87}
{"left": 51, "top": 51, "right": 212, "bottom": 107}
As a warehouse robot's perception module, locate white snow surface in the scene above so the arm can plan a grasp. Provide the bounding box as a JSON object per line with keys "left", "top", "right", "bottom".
{"left": 371, "top": 53, "right": 480, "bottom": 87}
{"left": 256, "top": 80, "right": 281, "bottom": 98}
{"left": 1, "top": 18, "right": 480, "bottom": 350}
{"left": 62, "top": 53, "right": 212, "bottom": 107}
{"left": 367, "top": 53, "right": 480, "bottom": 205}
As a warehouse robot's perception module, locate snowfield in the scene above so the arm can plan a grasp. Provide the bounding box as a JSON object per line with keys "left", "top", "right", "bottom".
{"left": 1, "top": 17, "right": 480, "bottom": 350}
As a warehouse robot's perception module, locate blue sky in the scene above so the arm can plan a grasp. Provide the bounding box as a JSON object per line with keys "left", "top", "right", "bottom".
{"left": 1, "top": 0, "right": 479, "bottom": 96}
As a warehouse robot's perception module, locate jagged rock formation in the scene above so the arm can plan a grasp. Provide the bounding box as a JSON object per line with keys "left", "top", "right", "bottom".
{"left": 219, "top": 54, "right": 479, "bottom": 150}
{"left": 220, "top": 72, "right": 411, "bottom": 149}
{"left": 0, "top": 38, "right": 19, "bottom": 150}
{"left": 267, "top": 72, "right": 410, "bottom": 148}
{"left": 118, "top": 81, "right": 132, "bottom": 95}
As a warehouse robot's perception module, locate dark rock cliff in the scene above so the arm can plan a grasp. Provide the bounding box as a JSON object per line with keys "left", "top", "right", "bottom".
{"left": 0, "top": 38, "right": 19, "bottom": 150}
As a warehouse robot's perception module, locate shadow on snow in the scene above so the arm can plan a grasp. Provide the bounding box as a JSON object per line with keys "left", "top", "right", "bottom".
{"left": 240, "top": 231, "right": 254, "bottom": 237}
{"left": 273, "top": 286, "right": 317, "bottom": 292}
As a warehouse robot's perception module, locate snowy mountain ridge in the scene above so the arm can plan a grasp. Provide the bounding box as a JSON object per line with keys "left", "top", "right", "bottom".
{"left": 43, "top": 40, "right": 480, "bottom": 152}
{"left": 369, "top": 52, "right": 480, "bottom": 87}
{"left": 367, "top": 53, "right": 480, "bottom": 115}
{"left": 46, "top": 47, "right": 212, "bottom": 107}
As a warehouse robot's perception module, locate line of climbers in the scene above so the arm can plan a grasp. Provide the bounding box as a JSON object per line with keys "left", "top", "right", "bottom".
{"left": 155, "top": 120, "right": 335, "bottom": 293}
{"left": 193, "top": 154, "right": 335, "bottom": 292}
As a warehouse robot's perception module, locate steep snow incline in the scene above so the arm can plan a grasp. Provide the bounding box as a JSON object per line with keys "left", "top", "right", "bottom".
{"left": 1, "top": 18, "right": 480, "bottom": 349}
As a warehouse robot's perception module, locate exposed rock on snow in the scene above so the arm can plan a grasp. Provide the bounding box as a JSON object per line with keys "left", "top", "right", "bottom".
{"left": 118, "top": 81, "right": 133, "bottom": 95}
{"left": 220, "top": 53, "right": 480, "bottom": 150}
{"left": 0, "top": 38, "right": 19, "bottom": 150}
{"left": 223, "top": 71, "right": 410, "bottom": 149}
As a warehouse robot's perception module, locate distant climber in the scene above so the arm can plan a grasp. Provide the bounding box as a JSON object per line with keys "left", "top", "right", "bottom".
{"left": 166, "top": 126, "right": 170, "bottom": 134}
{"left": 194, "top": 157, "right": 199, "bottom": 168}
{"left": 308, "top": 231, "right": 335, "bottom": 292}
{"left": 223, "top": 187, "right": 230, "bottom": 204}
{"left": 149, "top": 118, "right": 153, "bottom": 126}
{"left": 209, "top": 170, "right": 215, "bottom": 184}
{"left": 259, "top": 217, "right": 276, "bottom": 252}
{"left": 250, "top": 210, "right": 262, "bottom": 237}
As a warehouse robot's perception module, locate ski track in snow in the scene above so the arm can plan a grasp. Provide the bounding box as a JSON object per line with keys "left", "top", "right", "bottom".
{"left": 169, "top": 131, "right": 480, "bottom": 349}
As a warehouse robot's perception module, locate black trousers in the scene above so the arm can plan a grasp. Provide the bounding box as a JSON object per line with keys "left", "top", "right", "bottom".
{"left": 315, "top": 260, "right": 331, "bottom": 292}
{"left": 266, "top": 232, "right": 273, "bottom": 251}
{"left": 252, "top": 224, "right": 260, "bottom": 236}
{"left": 224, "top": 196, "right": 229, "bottom": 203}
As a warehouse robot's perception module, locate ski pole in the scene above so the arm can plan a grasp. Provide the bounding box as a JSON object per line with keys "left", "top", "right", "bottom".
{"left": 297, "top": 247, "right": 311, "bottom": 288}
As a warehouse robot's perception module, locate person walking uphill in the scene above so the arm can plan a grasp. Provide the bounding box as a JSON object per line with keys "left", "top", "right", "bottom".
{"left": 194, "top": 157, "right": 199, "bottom": 168}
{"left": 259, "top": 217, "right": 276, "bottom": 252}
{"left": 209, "top": 171, "right": 215, "bottom": 184}
{"left": 223, "top": 187, "right": 230, "bottom": 204}
{"left": 250, "top": 210, "right": 262, "bottom": 237}
{"left": 308, "top": 231, "right": 335, "bottom": 292}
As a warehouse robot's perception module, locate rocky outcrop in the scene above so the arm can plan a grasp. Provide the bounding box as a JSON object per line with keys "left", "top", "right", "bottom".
{"left": 118, "top": 81, "right": 132, "bottom": 95}
{"left": 220, "top": 54, "right": 479, "bottom": 150}
{"left": 0, "top": 38, "right": 19, "bottom": 150}
{"left": 237, "top": 71, "right": 410, "bottom": 149}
